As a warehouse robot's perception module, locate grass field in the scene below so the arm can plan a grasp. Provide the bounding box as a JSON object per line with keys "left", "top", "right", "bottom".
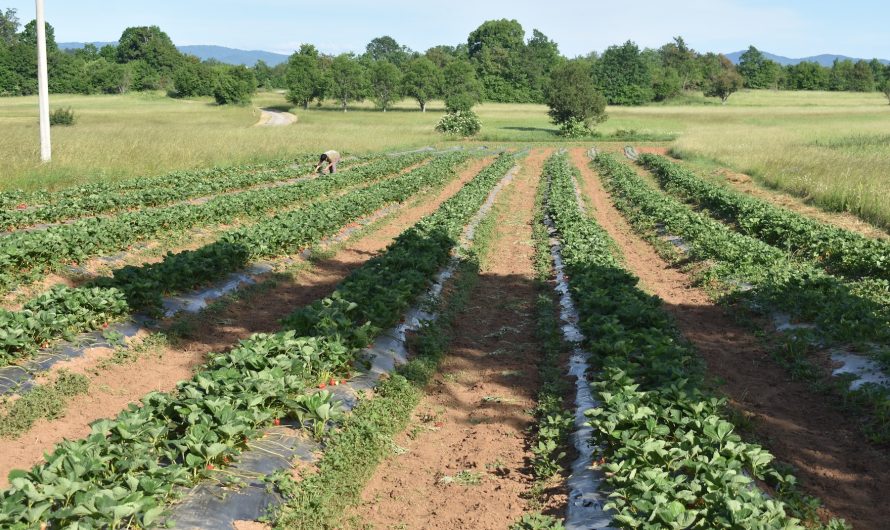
{"left": 2, "top": 89, "right": 889, "bottom": 227}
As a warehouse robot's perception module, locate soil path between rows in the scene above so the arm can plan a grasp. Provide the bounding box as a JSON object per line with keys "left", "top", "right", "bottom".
{"left": 346, "top": 149, "right": 557, "bottom": 529}
{"left": 0, "top": 157, "right": 493, "bottom": 489}
{"left": 570, "top": 147, "right": 890, "bottom": 530}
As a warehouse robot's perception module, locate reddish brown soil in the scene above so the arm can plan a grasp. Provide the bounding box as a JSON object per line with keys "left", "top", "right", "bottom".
{"left": 347, "top": 149, "right": 559, "bottom": 529}
{"left": 0, "top": 158, "right": 492, "bottom": 488}
{"left": 570, "top": 147, "right": 890, "bottom": 530}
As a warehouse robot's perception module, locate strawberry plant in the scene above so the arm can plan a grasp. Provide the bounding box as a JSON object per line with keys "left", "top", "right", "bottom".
{"left": 640, "top": 154, "right": 890, "bottom": 282}
{"left": 544, "top": 152, "right": 844, "bottom": 529}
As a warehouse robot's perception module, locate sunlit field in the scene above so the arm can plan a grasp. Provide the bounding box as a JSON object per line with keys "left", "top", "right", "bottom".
{"left": 2, "top": 89, "right": 889, "bottom": 227}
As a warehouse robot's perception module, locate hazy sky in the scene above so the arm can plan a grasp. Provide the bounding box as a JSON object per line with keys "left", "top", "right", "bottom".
{"left": 4, "top": 0, "right": 888, "bottom": 59}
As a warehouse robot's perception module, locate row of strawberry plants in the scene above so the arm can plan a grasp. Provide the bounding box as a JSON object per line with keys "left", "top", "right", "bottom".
{"left": 595, "top": 153, "right": 890, "bottom": 355}
{"left": 0, "top": 153, "right": 466, "bottom": 367}
{"left": 0, "top": 156, "right": 336, "bottom": 231}
{"left": 0, "top": 153, "right": 515, "bottom": 529}
{"left": 0, "top": 153, "right": 428, "bottom": 294}
{"left": 545, "top": 153, "right": 840, "bottom": 529}
{"left": 273, "top": 153, "right": 517, "bottom": 529}
{"left": 639, "top": 154, "right": 890, "bottom": 282}
{"left": 0, "top": 155, "right": 315, "bottom": 212}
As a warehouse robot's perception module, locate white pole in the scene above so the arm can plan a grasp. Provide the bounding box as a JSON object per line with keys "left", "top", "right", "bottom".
{"left": 35, "top": 0, "right": 51, "bottom": 163}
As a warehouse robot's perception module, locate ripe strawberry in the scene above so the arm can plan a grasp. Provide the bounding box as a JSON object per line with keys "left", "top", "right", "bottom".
{"left": 102, "top": 323, "right": 109, "bottom": 329}
{"left": 273, "top": 418, "right": 281, "bottom": 426}
{"left": 15, "top": 203, "right": 26, "bottom": 210}
{"left": 206, "top": 464, "right": 214, "bottom": 470}
{"left": 222, "top": 457, "right": 230, "bottom": 464}
{"left": 329, "top": 378, "right": 337, "bottom": 386}
{"left": 318, "top": 383, "right": 327, "bottom": 389}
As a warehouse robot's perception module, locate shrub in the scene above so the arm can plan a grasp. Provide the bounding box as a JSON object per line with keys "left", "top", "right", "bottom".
{"left": 49, "top": 107, "right": 75, "bottom": 126}
{"left": 557, "top": 117, "right": 593, "bottom": 138}
{"left": 435, "top": 110, "right": 481, "bottom": 137}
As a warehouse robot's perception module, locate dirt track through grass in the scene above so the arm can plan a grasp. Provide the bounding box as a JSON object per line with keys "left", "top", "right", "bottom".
{"left": 346, "top": 149, "right": 557, "bottom": 529}
{"left": 570, "top": 147, "right": 890, "bottom": 530}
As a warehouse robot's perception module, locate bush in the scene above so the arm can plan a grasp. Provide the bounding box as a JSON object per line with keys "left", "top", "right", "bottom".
{"left": 49, "top": 107, "right": 76, "bottom": 126}
{"left": 557, "top": 117, "right": 593, "bottom": 138}
{"left": 435, "top": 110, "right": 481, "bottom": 137}
{"left": 212, "top": 66, "right": 257, "bottom": 106}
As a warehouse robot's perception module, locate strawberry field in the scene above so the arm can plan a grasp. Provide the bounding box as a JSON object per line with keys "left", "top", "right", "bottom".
{"left": 0, "top": 146, "right": 886, "bottom": 529}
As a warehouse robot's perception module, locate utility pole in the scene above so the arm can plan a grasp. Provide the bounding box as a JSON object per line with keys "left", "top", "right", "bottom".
{"left": 35, "top": 0, "right": 51, "bottom": 163}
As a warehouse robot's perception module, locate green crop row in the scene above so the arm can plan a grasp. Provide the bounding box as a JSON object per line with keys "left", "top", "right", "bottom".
{"left": 639, "top": 154, "right": 890, "bottom": 282}
{"left": 0, "top": 154, "right": 428, "bottom": 295}
{"left": 0, "top": 153, "right": 515, "bottom": 529}
{"left": 0, "top": 153, "right": 466, "bottom": 367}
{"left": 595, "top": 153, "right": 890, "bottom": 355}
{"left": 0, "top": 155, "right": 342, "bottom": 231}
{"left": 0, "top": 155, "right": 317, "bottom": 212}
{"left": 544, "top": 152, "right": 842, "bottom": 530}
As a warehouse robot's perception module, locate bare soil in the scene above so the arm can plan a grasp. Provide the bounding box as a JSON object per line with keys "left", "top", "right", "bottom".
{"left": 347, "top": 149, "right": 558, "bottom": 530}
{"left": 0, "top": 158, "right": 492, "bottom": 488}
{"left": 570, "top": 147, "right": 890, "bottom": 530}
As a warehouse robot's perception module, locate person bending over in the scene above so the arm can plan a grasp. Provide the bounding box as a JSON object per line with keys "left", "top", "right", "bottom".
{"left": 314, "top": 150, "right": 341, "bottom": 174}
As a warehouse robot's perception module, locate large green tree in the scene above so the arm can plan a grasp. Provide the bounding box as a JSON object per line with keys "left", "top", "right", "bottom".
{"left": 330, "top": 53, "right": 368, "bottom": 111}
{"left": 442, "top": 59, "right": 481, "bottom": 112}
{"left": 365, "top": 36, "right": 411, "bottom": 66}
{"left": 369, "top": 60, "right": 402, "bottom": 111}
{"left": 467, "top": 19, "right": 529, "bottom": 102}
{"left": 737, "top": 46, "right": 780, "bottom": 88}
{"left": 545, "top": 59, "right": 607, "bottom": 133}
{"left": 0, "top": 7, "right": 19, "bottom": 45}
{"left": 592, "top": 40, "right": 653, "bottom": 105}
{"left": 522, "top": 29, "right": 560, "bottom": 103}
{"left": 701, "top": 53, "right": 743, "bottom": 104}
{"left": 402, "top": 56, "right": 442, "bottom": 112}
{"left": 286, "top": 44, "right": 325, "bottom": 109}
{"left": 659, "top": 36, "right": 700, "bottom": 90}
{"left": 785, "top": 61, "right": 829, "bottom": 90}
{"left": 116, "top": 26, "right": 181, "bottom": 74}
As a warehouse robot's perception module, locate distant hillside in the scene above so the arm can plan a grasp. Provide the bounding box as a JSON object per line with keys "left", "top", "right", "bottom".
{"left": 176, "top": 45, "right": 289, "bottom": 66}
{"left": 725, "top": 50, "right": 890, "bottom": 66}
{"left": 59, "top": 42, "right": 290, "bottom": 66}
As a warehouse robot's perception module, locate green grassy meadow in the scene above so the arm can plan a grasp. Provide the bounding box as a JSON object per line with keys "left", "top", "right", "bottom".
{"left": 2, "top": 89, "right": 889, "bottom": 228}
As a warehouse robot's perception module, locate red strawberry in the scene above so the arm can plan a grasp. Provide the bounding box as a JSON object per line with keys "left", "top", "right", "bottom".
{"left": 329, "top": 378, "right": 337, "bottom": 386}
{"left": 222, "top": 457, "right": 230, "bottom": 464}
{"left": 206, "top": 464, "right": 214, "bottom": 470}
{"left": 318, "top": 383, "right": 327, "bottom": 389}
{"left": 102, "top": 323, "right": 109, "bottom": 329}
{"left": 273, "top": 418, "right": 281, "bottom": 426}
{"left": 41, "top": 342, "right": 49, "bottom": 348}
{"left": 15, "top": 203, "right": 26, "bottom": 210}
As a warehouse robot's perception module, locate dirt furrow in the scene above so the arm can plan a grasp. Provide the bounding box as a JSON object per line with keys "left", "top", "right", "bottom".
{"left": 0, "top": 157, "right": 493, "bottom": 488}
{"left": 570, "top": 147, "right": 890, "bottom": 530}
{"left": 346, "top": 149, "right": 553, "bottom": 530}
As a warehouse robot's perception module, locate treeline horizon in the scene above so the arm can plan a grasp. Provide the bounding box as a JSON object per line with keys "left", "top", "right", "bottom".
{"left": 2, "top": 8, "right": 889, "bottom": 108}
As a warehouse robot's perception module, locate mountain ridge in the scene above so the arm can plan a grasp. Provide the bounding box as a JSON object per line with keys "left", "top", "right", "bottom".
{"left": 724, "top": 50, "right": 889, "bottom": 66}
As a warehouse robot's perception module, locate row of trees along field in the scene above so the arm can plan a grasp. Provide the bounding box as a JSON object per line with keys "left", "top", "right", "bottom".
{"left": 2, "top": 10, "right": 889, "bottom": 107}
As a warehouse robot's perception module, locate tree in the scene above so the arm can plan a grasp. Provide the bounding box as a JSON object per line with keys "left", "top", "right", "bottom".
{"left": 117, "top": 26, "right": 181, "bottom": 74}
{"left": 86, "top": 58, "right": 127, "bottom": 94}
{"left": 701, "top": 53, "right": 743, "bottom": 104}
{"left": 20, "top": 19, "right": 57, "bottom": 52}
{"left": 286, "top": 45, "right": 324, "bottom": 109}
{"left": 369, "top": 60, "right": 402, "bottom": 111}
{"left": 881, "top": 80, "right": 890, "bottom": 105}
{"left": 737, "top": 46, "right": 779, "bottom": 89}
{"left": 0, "top": 7, "right": 19, "bottom": 45}
{"left": 522, "top": 29, "right": 561, "bottom": 103}
{"left": 659, "top": 36, "right": 700, "bottom": 90}
{"left": 467, "top": 19, "right": 530, "bottom": 102}
{"left": 829, "top": 59, "right": 854, "bottom": 91}
{"left": 212, "top": 65, "right": 256, "bottom": 105}
{"left": 402, "top": 56, "right": 442, "bottom": 112}
{"left": 545, "top": 60, "right": 607, "bottom": 135}
{"left": 848, "top": 60, "right": 875, "bottom": 92}
{"left": 592, "top": 40, "right": 653, "bottom": 105}
{"left": 365, "top": 36, "right": 411, "bottom": 66}
{"left": 330, "top": 53, "right": 368, "bottom": 111}
{"left": 425, "top": 45, "right": 460, "bottom": 68}
{"left": 785, "top": 61, "right": 829, "bottom": 90}
{"left": 172, "top": 60, "right": 214, "bottom": 97}
{"left": 442, "top": 59, "right": 481, "bottom": 112}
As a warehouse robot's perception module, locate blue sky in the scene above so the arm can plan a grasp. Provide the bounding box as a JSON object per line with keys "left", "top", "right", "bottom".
{"left": 4, "top": 0, "right": 888, "bottom": 59}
